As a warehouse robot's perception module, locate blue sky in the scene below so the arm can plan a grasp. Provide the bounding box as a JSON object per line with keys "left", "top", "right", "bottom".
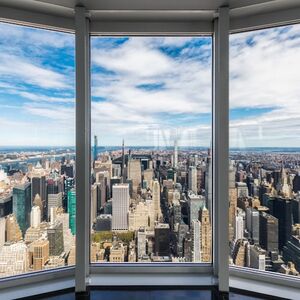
{"left": 0, "top": 22, "right": 299, "bottom": 147}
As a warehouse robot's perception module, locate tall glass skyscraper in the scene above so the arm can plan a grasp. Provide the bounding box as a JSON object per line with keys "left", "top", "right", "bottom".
{"left": 13, "top": 183, "right": 31, "bottom": 235}
{"left": 67, "top": 188, "right": 76, "bottom": 235}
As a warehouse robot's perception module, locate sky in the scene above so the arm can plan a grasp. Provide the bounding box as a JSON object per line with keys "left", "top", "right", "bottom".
{"left": 0, "top": 22, "right": 299, "bottom": 147}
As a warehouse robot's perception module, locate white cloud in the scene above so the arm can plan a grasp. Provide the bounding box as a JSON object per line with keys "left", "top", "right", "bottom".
{"left": 229, "top": 24, "right": 300, "bottom": 147}
{"left": 0, "top": 54, "right": 70, "bottom": 89}
{"left": 91, "top": 37, "right": 212, "bottom": 146}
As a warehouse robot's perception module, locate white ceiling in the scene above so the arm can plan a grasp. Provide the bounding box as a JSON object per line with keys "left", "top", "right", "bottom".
{"left": 0, "top": 0, "right": 300, "bottom": 20}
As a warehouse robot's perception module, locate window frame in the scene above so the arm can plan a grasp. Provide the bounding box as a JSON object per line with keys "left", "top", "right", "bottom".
{"left": 0, "top": 2, "right": 299, "bottom": 299}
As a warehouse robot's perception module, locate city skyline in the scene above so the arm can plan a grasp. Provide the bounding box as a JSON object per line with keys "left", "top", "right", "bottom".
{"left": 0, "top": 23, "right": 300, "bottom": 146}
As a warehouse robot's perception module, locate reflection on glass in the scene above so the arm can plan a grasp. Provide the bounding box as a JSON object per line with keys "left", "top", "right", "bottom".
{"left": 0, "top": 22, "right": 75, "bottom": 277}
{"left": 90, "top": 37, "right": 212, "bottom": 263}
{"left": 229, "top": 24, "right": 300, "bottom": 276}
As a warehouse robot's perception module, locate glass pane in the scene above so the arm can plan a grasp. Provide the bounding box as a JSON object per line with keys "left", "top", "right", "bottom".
{"left": 0, "top": 22, "right": 75, "bottom": 277}
{"left": 229, "top": 24, "right": 300, "bottom": 276}
{"left": 91, "top": 37, "right": 212, "bottom": 263}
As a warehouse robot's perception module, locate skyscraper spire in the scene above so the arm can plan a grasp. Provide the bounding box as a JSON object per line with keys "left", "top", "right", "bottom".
{"left": 173, "top": 136, "right": 178, "bottom": 169}
{"left": 122, "top": 138, "right": 125, "bottom": 183}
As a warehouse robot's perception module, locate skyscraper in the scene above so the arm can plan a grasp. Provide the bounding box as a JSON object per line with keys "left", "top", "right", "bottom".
{"left": 13, "top": 182, "right": 31, "bottom": 235}
{"left": 200, "top": 206, "right": 212, "bottom": 262}
{"left": 112, "top": 184, "right": 130, "bottom": 231}
{"left": 154, "top": 223, "right": 170, "bottom": 256}
{"left": 30, "top": 206, "right": 41, "bottom": 228}
{"left": 259, "top": 212, "right": 278, "bottom": 252}
{"left": 93, "top": 135, "right": 98, "bottom": 162}
{"left": 188, "top": 166, "right": 197, "bottom": 194}
{"left": 47, "top": 221, "right": 64, "bottom": 256}
{"left": 191, "top": 220, "right": 201, "bottom": 262}
{"left": 128, "top": 159, "right": 141, "bottom": 193}
{"left": 152, "top": 179, "right": 162, "bottom": 221}
{"left": 67, "top": 188, "right": 76, "bottom": 235}
{"left": 246, "top": 207, "right": 260, "bottom": 244}
{"left": 273, "top": 197, "right": 292, "bottom": 250}
{"left": 235, "top": 214, "right": 244, "bottom": 241}
{"left": 173, "top": 138, "right": 178, "bottom": 169}
{"left": 31, "top": 164, "right": 46, "bottom": 219}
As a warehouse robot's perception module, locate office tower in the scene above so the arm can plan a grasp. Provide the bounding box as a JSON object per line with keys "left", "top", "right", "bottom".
{"left": 173, "top": 138, "right": 178, "bottom": 168}
{"left": 67, "top": 188, "right": 76, "bottom": 235}
{"left": 259, "top": 212, "right": 278, "bottom": 252}
{"left": 64, "top": 177, "right": 74, "bottom": 211}
{"left": 246, "top": 207, "right": 260, "bottom": 244}
{"left": 200, "top": 206, "right": 212, "bottom": 262}
{"left": 0, "top": 217, "right": 5, "bottom": 248}
{"left": 47, "top": 192, "right": 62, "bottom": 217}
{"left": 0, "top": 193, "right": 12, "bottom": 218}
{"left": 31, "top": 165, "right": 46, "bottom": 219}
{"left": 137, "top": 228, "right": 147, "bottom": 259}
{"left": 236, "top": 182, "right": 249, "bottom": 198}
{"left": 273, "top": 197, "right": 292, "bottom": 250}
{"left": 154, "top": 223, "right": 170, "bottom": 256}
{"left": 152, "top": 179, "right": 162, "bottom": 221}
{"left": 128, "top": 159, "right": 141, "bottom": 193}
{"left": 13, "top": 182, "right": 31, "bottom": 234}
{"left": 112, "top": 184, "right": 130, "bottom": 231}
{"left": 0, "top": 242, "right": 29, "bottom": 277}
{"left": 143, "top": 169, "right": 153, "bottom": 189}
{"left": 91, "top": 184, "right": 97, "bottom": 226}
{"left": 235, "top": 214, "right": 244, "bottom": 241}
{"left": 96, "top": 171, "right": 108, "bottom": 207}
{"left": 293, "top": 173, "right": 300, "bottom": 193}
{"left": 110, "top": 177, "right": 121, "bottom": 197}
{"left": 248, "top": 244, "right": 266, "bottom": 270}
{"left": 55, "top": 209, "right": 74, "bottom": 254}
{"left": 205, "top": 151, "right": 212, "bottom": 218}
{"left": 191, "top": 220, "right": 201, "bottom": 262}
{"left": 30, "top": 206, "right": 41, "bottom": 228}
{"left": 188, "top": 166, "right": 197, "bottom": 194}
{"left": 122, "top": 139, "right": 126, "bottom": 182}
{"left": 47, "top": 221, "right": 64, "bottom": 256}
{"left": 188, "top": 192, "right": 205, "bottom": 225}
{"left": 94, "top": 214, "right": 112, "bottom": 231}
{"left": 31, "top": 239, "right": 49, "bottom": 271}
{"left": 93, "top": 135, "right": 98, "bottom": 162}
{"left": 292, "top": 195, "right": 300, "bottom": 224}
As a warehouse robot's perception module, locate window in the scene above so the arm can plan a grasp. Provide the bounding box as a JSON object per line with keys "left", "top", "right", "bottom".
{"left": 90, "top": 37, "right": 213, "bottom": 263}
{"left": 229, "top": 24, "right": 300, "bottom": 276}
{"left": 0, "top": 22, "right": 75, "bottom": 277}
